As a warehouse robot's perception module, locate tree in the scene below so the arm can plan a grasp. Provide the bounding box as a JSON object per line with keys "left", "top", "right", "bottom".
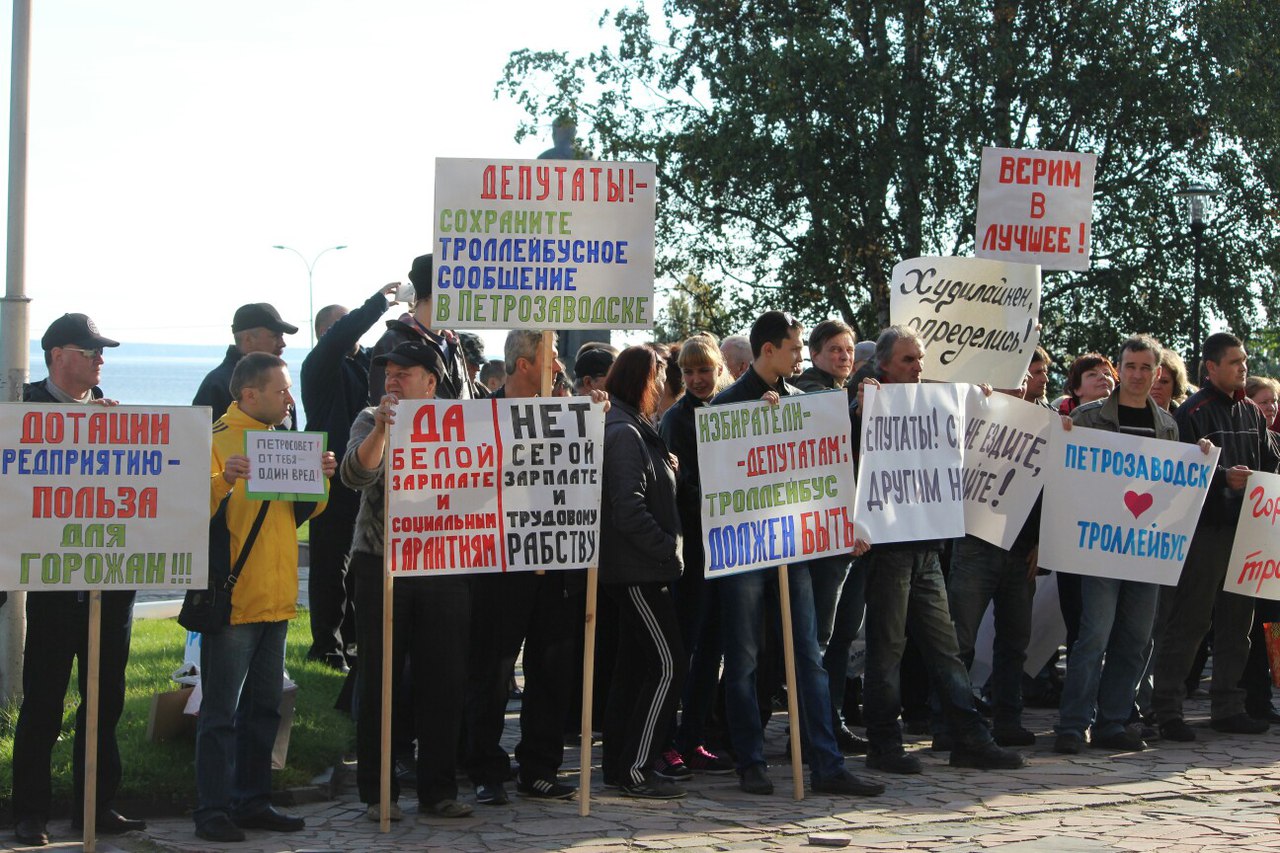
{"left": 498, "top": 0, "right": 1280, "bottom": 369}
{"left": 653, "top": 273, "right": 738, "bottom": 342}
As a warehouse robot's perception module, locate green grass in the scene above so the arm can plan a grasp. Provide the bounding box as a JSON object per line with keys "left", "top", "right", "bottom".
{"left": 0, "top": 610, "right": 353, "bottom": 812}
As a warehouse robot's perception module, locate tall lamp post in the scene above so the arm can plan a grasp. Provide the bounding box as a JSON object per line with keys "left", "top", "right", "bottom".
{"left": 1175, "top": 187, "right": 1216, "bottom": 382}
{"left": 272, "top": 244, "right": 348, "bottom": 348}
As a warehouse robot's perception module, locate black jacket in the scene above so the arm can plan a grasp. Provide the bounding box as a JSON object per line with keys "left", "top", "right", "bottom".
{"left": 23, "top": 378, "right": 103, "bottom": 403}
{"left": 301, "top": 290, "right": 390, "bottom": 511}
{"left": 794, "top": 365, "right": 845, "bottom": 393}
{"left": 368, "top": 317, "right": 472, "bottom": 403}
{"left": 1174, "top": 382, "right": 1280, "bottom": 526}
{"left": 600, "top": 400, "right": 681, "bottom": 585}
{"left": 193, "top": 346, "right": 296, "bottom": 429}
{"left": 712, "top": 365, "right": 802, "bottom": 406}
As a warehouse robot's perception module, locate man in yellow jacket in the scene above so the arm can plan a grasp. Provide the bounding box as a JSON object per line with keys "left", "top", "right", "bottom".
{"left": 194, "top": 352, "right": 336, "bottom": 843}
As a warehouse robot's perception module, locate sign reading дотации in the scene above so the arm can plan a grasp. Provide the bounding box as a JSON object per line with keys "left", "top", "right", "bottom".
{"left": 432, "top": 157, "right": 656, "bottom": 330}
{"left": 0, "top": 404, "right": 211, "bottom": 591}
{"left": 696, "top": 392, "right": 858, "bottom": 578}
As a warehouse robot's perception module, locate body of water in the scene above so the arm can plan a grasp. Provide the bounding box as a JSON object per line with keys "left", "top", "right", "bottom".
{"left": 26, "top": 341, "right": 318, "bottom": 406}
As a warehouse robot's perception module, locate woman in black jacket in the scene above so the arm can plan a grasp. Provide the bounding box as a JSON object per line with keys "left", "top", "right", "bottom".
{"left": 600, "top": 345, "right": 687, "bottom": 799}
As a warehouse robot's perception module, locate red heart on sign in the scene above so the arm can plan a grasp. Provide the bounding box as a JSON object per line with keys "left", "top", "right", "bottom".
{"left": 1124, "top": 491, "right": 1154, "bottom": 519}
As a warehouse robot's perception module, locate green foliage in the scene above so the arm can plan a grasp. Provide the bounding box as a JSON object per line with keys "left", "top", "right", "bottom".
{"left": 497, "top": 0, "right": 1280, "bottom": 365}
{"left": 653, "top": 273, "right": 738, "bottom": 342}
{"left": 0, "top": 612, "right": 353, "bottom": 811}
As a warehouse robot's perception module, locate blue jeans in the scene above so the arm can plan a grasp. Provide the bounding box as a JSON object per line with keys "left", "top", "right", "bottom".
{"left": 863, "top": 548, "right": 990, "bottom": 753}
{"left": 944, "top": 536, "right": 1034, "bottom": 729}
{"left": 1056, "top": 576, "right": 1158, "bottom": 739}
{"left": 810, "top": 553, "right": 867, "bottom": 727}
{"left": 194, "top": 620, "right": 287, "bottom": 826}
{"left": 719, "top": 564, "right": 844, "bottom": 780}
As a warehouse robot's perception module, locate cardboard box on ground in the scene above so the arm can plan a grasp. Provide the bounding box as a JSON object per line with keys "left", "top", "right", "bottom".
{"left": 146, "top": 630, "right": 297, "bottom": 770}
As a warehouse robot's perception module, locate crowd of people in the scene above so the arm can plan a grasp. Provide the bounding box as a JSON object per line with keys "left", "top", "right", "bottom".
{"left": 8, "top": 253, "right": 1280, "bottom": 846}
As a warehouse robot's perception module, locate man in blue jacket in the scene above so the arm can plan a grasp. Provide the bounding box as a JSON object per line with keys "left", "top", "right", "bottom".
{"left": 300, "top": 282, "right": 399, "bottom": 669}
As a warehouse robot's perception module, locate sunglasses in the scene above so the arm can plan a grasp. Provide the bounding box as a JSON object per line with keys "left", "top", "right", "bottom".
{"left": 62, "top": 346, "right": 104, "bottom": 359}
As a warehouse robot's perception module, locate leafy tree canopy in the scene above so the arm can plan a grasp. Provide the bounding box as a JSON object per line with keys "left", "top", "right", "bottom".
{"left": 498, "top": 0, "right": 1280, "bottom": 373}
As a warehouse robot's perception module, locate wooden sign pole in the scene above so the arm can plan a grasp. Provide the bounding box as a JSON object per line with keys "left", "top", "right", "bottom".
{"left": 379, "top": 453, "right": 394, "bottom": 832}
{"left": 776, "top": 566, "right": 805, "bottom": 801}
{"left": 82, "top": 591, "right": 102, "bottom": 852}
{"left": 578, "top": 566, "right": 599, "bottom": 816}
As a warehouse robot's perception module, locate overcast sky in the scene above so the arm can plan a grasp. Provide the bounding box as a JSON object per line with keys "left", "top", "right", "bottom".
{"left": 1, "top": 0, "right": 622, "bottom": 351}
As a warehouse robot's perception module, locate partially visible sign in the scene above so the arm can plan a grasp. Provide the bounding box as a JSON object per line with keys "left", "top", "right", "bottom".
{"left": 975, "top": 146, "right": 1097, "bottom": 271}
{"left": 0, "top": 405, "right": 211, "bottom": 591}
{"left": 1225, "top": 471, "right": 1280, "bottom": 601}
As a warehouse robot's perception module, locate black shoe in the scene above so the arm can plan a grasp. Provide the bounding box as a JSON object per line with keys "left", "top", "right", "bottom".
{"left": 835, "top": 725, "right": 869, "bottom": 755}
{"left": 993, "top": 726, "right": 1037, "bottom": 747}
{"left": 1211, "top": 713, "right": 1270, "bottom": 734}
{"left": 475, "top": 782, "right": 510, "bottom": 805}
{"left": 865, "top": 749, "right": 922, "bottom": 774}
{"left": 930, "top": 733, "right": 954, "bottom": 752}
{"left": 14, "top": 817, "right": 48, "bottom": 847}
{"left": 1159, "top": 719, "right": 1196, "bottom": 741}
{"left": 811, "top": 768, "right": 884, "bottom": 797}
{"left": 517, "top": 776, "right": 576, "bottom": 799}
{"left": 1090, "top": 728, "right": 1146, "bottom": 752}
{"left": 195, "top": 814, "right": 246, "bottom": 843}
{"left": 739, "top": 764, "right": 774, "bottom": 795}
{"left": 620, "top": 773, "right": 685, "bottom": 799}
{"left": 234, "top": 805, "right": 305, "bottom": 832}
{"left": 1247, "top": 706, "right": 1280, "bottom": 724}
{"left": 950, "top": 741, "right": 1026, "bottom": 770}
{"left": 71, "top": 808, "right": 147, "bottom": 834}
{"left": 1053, "top": 732, "right": 1083, "bottom": 754}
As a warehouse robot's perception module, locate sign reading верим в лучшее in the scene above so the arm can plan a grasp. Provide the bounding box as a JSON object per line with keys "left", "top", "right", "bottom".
{"left": 431, "top": 157, "right": 656, "bottom": 330}
{"left": 0, "top": 404, "right": 210, "bottom": 591}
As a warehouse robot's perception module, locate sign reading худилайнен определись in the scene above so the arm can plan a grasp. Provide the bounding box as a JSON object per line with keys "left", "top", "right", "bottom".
{"left": 0, "top": 404, "right": 211, "bottom": 591}
{"left": 696, "top": 392, "right": 859, "bottom": 578}
{"left": 385, "top": 397, "right": 605, "bottom": 575}
{"left": 431, "top": 157, "right": 656, "bottom": 330}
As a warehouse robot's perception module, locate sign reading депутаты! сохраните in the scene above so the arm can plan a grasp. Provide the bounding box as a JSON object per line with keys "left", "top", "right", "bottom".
{"left": 0, "top": 405, "right": 211, "bottom": 591}
{"left": 1038, "top": 426, "right": 1219, "bottom": 585}
{"left": 696, "top": 392, "right": 858, "bottom": 578}
{"left": 431, "top": 157, "right": 656, "bottom": 330}
{"left": 386, "top": 397, "right": 605, "bottom": 575}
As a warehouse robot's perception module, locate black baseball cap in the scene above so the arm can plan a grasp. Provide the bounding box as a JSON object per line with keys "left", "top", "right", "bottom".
{"left": 574, "top": 346, "right": 616, "bottom": 380}
{"left": 41, "top": 313, "right": 120, "bottom": 351}
{"left": 373, "top": 341, "right": 445, "bottom": 378}
{"left": 232, "top": 303, "right": 298, "bottom": 335}
{"left": 458, "top": 332, "right": 485, "bottom": 368}
{"left": 408, "top": 254, "right": 434, "bottom": 300}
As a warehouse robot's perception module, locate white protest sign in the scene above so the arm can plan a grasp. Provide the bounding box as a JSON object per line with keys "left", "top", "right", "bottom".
{"left": 697, "top": 392, "right": 858, "bottom": 578}
{"left": 890, "top": 256, "right": 1041, "bottom": 388}
{"left": 0, "top": 405, "right": 210, "bottom": 591}
{"left": 244, "top": 430, "right": 327, "bottom": 502}
{"left": 386, "top": 397, "right": 604, "bottom": 575}
{"left": 1224, "top": 471, "right": 1280, "bottom": 601}
{"left": 854, "top": 383, "right": 966, "bottom": 545}
{"left": 961, "top": 387, "right": 1055, "bottom": 549}
{"left": 1039, "top": 426, "right": 1219, "bottom": 584}
{"left": 975, "top": 146, "right": 1097, "bottom": 271}
{"left": 431, "top": 157, "right": 656, "bottom": 330}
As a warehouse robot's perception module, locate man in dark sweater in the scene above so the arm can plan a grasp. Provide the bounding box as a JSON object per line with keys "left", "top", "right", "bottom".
{"left": 1152, "top": 332, "right": 1280, "bottom": 740}
{"left": 300, "top": 283, "right": 399, "bottom": 669}
{"left": 194, "top": 303, "right": 298, "bottom": 425}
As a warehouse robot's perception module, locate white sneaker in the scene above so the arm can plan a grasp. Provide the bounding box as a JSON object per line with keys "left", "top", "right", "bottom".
{"left": 365, "top": 802, "right": 404, "bottom": 822}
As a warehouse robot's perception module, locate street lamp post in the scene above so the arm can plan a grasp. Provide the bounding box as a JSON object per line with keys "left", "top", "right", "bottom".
{"left": 1175, "top": 187, "right": 1215, "bottom": 383}
{"left": 272, "top": 244, "right": 348, "bottom": 348}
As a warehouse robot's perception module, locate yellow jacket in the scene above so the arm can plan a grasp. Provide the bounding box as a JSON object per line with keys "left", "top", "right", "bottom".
{"left": 209, "top": 403, "right": 328, "bottom": 625}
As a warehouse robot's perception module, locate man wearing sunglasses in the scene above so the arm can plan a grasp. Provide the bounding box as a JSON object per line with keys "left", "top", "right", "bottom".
{"left": 13, "top": 314, "right": 146, "bottom": 847}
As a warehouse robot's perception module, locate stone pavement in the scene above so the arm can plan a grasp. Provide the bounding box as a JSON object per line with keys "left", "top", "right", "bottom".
{"left": 6, "top": 692, "right": 1280, "bottom": 853}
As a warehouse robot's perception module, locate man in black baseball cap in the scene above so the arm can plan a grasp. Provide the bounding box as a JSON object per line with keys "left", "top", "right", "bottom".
{"left": 194, "top": 303, "right": 298, "bottom": 424}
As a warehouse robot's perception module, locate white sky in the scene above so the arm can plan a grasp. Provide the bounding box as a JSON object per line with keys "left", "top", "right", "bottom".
{"left": 1, "top": 0, "right": 626, "bottom": 352}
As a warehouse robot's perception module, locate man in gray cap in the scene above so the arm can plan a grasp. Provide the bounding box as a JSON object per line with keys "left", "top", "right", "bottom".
{"left": 13, "top": 314, "right": 147, "bottom": 846}
{"left": 194, "top": 303, "right": 299, "bottom": 424}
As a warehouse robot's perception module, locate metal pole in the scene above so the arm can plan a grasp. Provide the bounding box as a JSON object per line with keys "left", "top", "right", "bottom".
{"left": 272, "top": 244, "right": 347, "bottom": 349}
{"left": 1190, "top": 219, "right": 1204, "bottom": 383}
{"left": 0, "top": 0, "right": 33, "bottom": 704}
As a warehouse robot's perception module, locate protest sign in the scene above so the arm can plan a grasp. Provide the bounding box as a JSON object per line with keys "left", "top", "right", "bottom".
{"left": 1224, "top": 471, "right": 1280, "bottom": 601}
{"left": 889, "top": 256, "right": 1041, "bottom": 387}
{"left": 975, "top": 146, "right": 1097, "bottom": 271}
{"left": 244, "top": 430, "right": 327, "bottom": 502}
{"left": 854, "top": 383, "right": 966, "bottom": 545}
{"left": 431, "top": 157, "right": 656, "bottom": 330}
{"left": 696, "top": 391, "right": 857, "bottom": 578}
{"left": 1038, "top": 425, "right": 1219, "bottom": 584}
{"left": 961, "top": 387, "right": 1056, "bottom": 549}
{"left": 0, "top": 405, "right": 210, "bottom": 591}
{"left": 386, "top": 397, "right": 604, "bottom": 575}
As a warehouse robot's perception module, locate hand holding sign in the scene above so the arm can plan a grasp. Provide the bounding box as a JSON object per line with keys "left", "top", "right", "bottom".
{"left": 223, "top": 454, "right": 251, "bottom": 484}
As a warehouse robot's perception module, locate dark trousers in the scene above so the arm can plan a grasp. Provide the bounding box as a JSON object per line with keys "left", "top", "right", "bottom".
{"left": 307, "top": 493, "right": 358, "bottom": 664}
{"left": 671, "top": 562, "right": 722, "bottom": 754}
{"left": 12, "top": 590, "right": 135, "bottom": 822}
{"left": 466, "top": 571, "right": 583, "bottom": 785}
{"left": 351, "top": 552, "right": 470, "bottom": 805}
{"left": 603, "top": 583, "right": 686, "bottom": 785}
{"left": 1243, "top": 599, "right": 1280, "bottom": 713}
